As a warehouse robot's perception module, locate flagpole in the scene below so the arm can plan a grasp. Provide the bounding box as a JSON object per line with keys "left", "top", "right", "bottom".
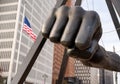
{"left": 113, "top": 46, "right": 118, "bottom": 84}
{"left": 15, "top": 0, "right": 26, "bottom": 74}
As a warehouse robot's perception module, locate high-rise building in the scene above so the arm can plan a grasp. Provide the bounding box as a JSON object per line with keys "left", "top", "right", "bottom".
{"left": 75, "top": 59, "right": 114, "bottom": 84}
{"left": 52, "top": 44, "right": 75, "bottom": 84}
{"left": 0, "top": 0, "right": 56, "bottom": 84}
{"left": 75, "top": 59, "right": 91, "bottom": 84}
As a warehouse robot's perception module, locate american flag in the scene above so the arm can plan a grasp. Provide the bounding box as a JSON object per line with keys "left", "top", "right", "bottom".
{"left": 23, "top": 17, "right": 36, "bottom": 41}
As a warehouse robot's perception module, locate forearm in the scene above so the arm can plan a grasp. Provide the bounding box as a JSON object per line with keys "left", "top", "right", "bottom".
{"left": 82, "top": 45, "right": 120, "bottom": 71}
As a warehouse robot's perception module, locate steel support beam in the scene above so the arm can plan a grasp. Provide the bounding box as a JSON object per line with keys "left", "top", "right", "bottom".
{"left": 106, "top": 0, "right": 120, "bottom": 39}
{"left": 111, "top": 0, "right": 120, "bottom": 17}
{"left": 11, "top": 33, "right": 46, "bottom": 84}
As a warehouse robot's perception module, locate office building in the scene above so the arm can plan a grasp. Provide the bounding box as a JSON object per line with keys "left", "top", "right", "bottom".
{"left": 0, "top": 0, "right": 56, "bottom": 84}
{"left": 75, "top": 59, "right": 91, "bottom": 84}
{"left": 75, "top": 59, "right": 114, "bottom": 84}
{"left": 52, "top": 44, "right": 75, "bottom": 84}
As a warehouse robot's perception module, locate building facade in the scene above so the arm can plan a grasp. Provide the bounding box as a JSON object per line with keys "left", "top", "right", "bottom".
{"left": 75, "top": 59, "right": 91, "bottom": 84}
{"left": 75, "top": 59, "right": 114, "bottom": 84}
{"left": 0, "top": 0, "right": 56, "bottom": 84}
{"left": 52, "top": 44, "right": 75, "bottom": 84}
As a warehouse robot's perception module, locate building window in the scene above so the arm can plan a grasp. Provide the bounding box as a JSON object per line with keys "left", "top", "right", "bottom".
{"left": 0, "top": 22, "right": 15, "bottom": 30}
{"left": 0, "top": 41, "right": 13, "bottom": 48}
{"left": 0, "top": 62, "right": 10, "bottom": 72}
{"left": 0, "top": 32, "right": 14, "bottom": 39}
{"left": 0, "top": 5, "right": 17, "bottom": 12}
{"left": 0, "top": 0, "right": 18, "bottom": 4}
{"left": 0, "top": 14, "right": 16, "bottom": 21}
{"left": 0, "top": 51, "right": 11, "bottom": 59}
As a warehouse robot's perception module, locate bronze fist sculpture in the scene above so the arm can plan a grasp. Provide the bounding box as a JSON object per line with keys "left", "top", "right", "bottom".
{"left": 42, "top": 6, "right": 120, "bottom": 72}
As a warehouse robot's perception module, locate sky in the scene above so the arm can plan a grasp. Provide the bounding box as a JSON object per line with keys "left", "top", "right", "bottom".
{"left": 81, "top": 0, "right": 120, "bottom": 83}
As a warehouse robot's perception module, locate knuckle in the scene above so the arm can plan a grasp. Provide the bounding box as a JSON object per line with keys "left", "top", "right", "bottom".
{"left": 49, "top": 36, "right": 60, "bottom": 43}
{"left": 85, "top": 11, "right": 100, "bottom": 20}
{"left": 61, "top": 40, "right": 72, "bottom": 48}
{"left": 75, "top": 42, "right": 88, "bottom": 50}
{"left": 87, "top": 11, "right": 99, "bottom": 16}
{"left": 41, "top": 28, "right": 48, "bottom": 38}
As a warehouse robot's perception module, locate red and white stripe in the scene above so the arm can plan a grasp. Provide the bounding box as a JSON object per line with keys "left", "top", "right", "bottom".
{"left": 23, "top": 24, "right": 37, "bottom": 41}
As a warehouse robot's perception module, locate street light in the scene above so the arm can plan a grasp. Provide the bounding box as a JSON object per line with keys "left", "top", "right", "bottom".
{"left": 42, "top": 74, "right": 48, "bottom": 84}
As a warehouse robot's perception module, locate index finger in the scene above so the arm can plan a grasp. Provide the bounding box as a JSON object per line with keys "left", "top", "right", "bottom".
{"left": 42, "top": 0, "right": 68, "bottom": 38}
{"left": 42, "top": 8, "right": 56, "bottom": 38}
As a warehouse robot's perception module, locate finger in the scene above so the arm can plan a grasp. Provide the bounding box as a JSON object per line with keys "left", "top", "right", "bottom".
{"left": 75, "top": 11, "right": 101, "bottom": 50}
{"left": 42, "top": 8, "right": 57, "bottom": 38}
{"left": 67, "top": 48, "right": 80, "bottom": 58}
{"left": 61, "top": 7, "right": 85, "bottom": 48}
{"left": 49, "top": 6, "right": 69, "bottom": 43}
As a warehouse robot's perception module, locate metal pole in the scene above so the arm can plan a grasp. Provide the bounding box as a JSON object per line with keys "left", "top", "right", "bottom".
{"left": 11, "top": 34, "right": 46, "bottom": 84}
{"left": 99, "top": 69, "right": 105, "bottom": 84}
{"left": 102, "top": 70, "right": 105, "bottom": 84}
{"left": 113, "top": 46, "right": 118, "bottom": 84}
{"left": 111, "top": 0, "right": 120, "bottom": 17}
{"left": 57, "top": 48, "right": 69, "bottom": 84}
{"left": 42, "top": 74, "right": 48, "bottom": 84}
{"left": 15, "top": 0, "right": 26, "bottom": 74}
{"left": 7, "top": 0, "right": 22, "bottom": 83}
{"left": 115, "top": 72, "right": 118, "bottom": 84}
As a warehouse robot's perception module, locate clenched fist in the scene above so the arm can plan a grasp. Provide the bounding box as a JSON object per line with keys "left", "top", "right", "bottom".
{"left": 42, "top": 6, "right": 120, "bottom": 71}
{"left": 42, "top": 6, "right": 101, "bottom": 59}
